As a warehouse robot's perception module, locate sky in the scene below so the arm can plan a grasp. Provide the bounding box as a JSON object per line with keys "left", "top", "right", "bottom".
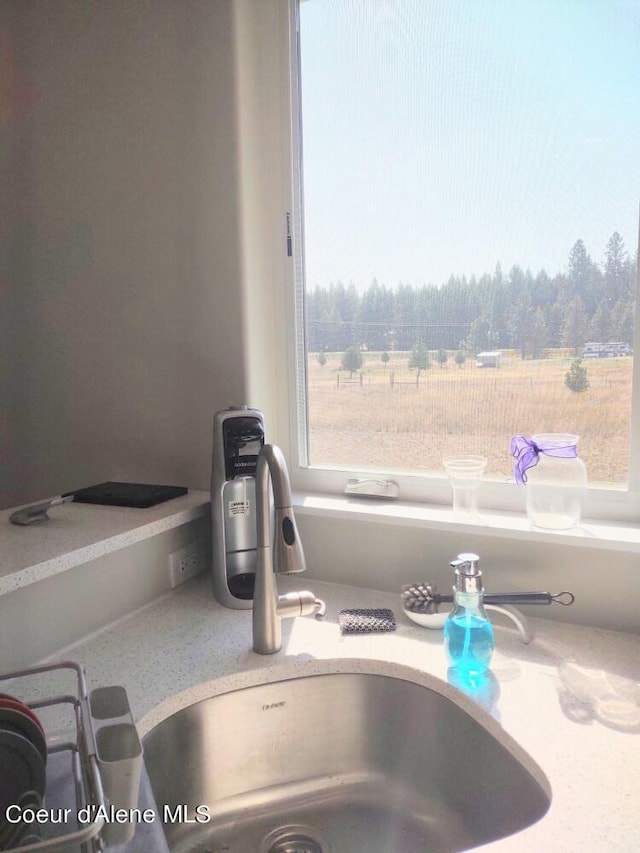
{"left": 299, "top": 0, "right": 640, "bottom": 291}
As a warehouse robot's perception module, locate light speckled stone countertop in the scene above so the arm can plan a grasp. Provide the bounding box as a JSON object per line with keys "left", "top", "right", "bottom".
{"left": 28, "top": 574, "right": 640, "bottom": 852}
{"left": 0, "top": 491, "right": 209, "bottom": 595}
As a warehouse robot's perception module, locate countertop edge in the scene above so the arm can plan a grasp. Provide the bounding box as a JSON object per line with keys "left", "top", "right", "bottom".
{"left": 0, "top": 492, "right": 210, "bottom": 596}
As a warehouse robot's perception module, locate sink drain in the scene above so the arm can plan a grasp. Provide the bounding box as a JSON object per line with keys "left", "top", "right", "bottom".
{"left": 261, "top": 825, "right": 330, "bottom": 853}
{"left": 268, "top": 838, "right": 321, "bottom": 853}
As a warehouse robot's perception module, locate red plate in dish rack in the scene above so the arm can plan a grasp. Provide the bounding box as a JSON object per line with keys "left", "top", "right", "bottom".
{"left": 0, "top": 694, "right": 46, "bottom": 739}
{"left": 0, "top": 704, "right": 47, "bottom": 765}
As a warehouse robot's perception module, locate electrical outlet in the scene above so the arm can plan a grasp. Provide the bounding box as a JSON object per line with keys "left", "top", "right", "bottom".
{"left": 169, "top": 541, "right": 204, "bottom": 588}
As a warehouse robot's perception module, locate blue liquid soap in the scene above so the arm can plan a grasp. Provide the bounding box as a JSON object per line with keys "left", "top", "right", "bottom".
{"left": 444, "top": 610, "right": 494, "bottom": 676}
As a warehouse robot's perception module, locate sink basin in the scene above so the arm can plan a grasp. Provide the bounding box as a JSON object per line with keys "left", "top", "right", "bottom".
{"left": 142, "top": 659, "right": 550, "bottom": 853}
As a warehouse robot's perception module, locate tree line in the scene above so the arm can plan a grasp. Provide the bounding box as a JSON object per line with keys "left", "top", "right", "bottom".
{"left": 305, "top": 233, "right": 637, "bottom": 357}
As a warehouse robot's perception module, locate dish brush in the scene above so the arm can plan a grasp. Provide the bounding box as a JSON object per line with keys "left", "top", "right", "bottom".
{"left": 402, "top": 583, "right": 575, "bottom": 613}
{"left": 402, "top": 583, "right": 444, "bottom": 614}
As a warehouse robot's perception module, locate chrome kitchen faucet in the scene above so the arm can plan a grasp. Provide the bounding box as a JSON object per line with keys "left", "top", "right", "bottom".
{"left": 252, "top": 444, "right": 325, "bottom": 654}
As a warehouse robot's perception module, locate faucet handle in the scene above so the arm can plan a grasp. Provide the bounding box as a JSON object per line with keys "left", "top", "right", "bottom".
{"left": 276, "top": 591, "right": 325, "bottom": 620}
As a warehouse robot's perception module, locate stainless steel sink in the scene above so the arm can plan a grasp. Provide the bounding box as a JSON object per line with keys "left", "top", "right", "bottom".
{"left": 142, "top": 660, "right": 550, "bottom": 853}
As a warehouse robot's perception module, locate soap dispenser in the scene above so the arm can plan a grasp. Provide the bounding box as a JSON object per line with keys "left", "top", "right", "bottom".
{"left": 443, "top": 552, "right": 494, "bottom": 676}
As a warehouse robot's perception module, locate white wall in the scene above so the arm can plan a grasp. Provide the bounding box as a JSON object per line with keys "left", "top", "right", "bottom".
{"left": 1, "top": 0, "right": 249, "bottom": 508}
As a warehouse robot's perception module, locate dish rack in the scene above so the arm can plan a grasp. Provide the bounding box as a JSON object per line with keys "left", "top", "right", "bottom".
{"left": 0, "top": 661, "right": 108, "bottom": 853}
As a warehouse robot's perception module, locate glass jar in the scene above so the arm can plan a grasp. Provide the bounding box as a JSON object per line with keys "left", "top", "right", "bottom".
{"left": 526, "top": 433, "right": 587, "bottom": 530}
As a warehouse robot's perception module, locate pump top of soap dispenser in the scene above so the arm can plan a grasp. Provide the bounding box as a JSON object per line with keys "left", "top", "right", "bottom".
{"left": 451, "top": 553, "right": 484, "bottom": 594}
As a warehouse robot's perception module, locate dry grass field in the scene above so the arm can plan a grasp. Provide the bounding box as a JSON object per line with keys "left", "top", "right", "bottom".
{"left": 306, "top": 350, "right": 632, "bottom": 484}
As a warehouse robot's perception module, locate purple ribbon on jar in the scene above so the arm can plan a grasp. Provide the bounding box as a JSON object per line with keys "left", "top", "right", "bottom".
{"left": 510, "top": 436, "right": 578, "bottom": 485}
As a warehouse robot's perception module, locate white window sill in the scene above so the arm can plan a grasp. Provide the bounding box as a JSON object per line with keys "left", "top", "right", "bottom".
{"left": 293, "top": 492, "right": 640, "bottom": 554}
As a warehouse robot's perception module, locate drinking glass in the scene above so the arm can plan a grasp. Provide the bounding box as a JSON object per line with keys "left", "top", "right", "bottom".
{"left": 442, "top": 456, "right": 487, "bottom": 520}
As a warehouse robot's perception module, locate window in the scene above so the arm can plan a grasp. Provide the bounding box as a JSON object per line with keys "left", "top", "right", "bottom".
{"left": 289, "top": 0, "right": 640, "bottom": 517}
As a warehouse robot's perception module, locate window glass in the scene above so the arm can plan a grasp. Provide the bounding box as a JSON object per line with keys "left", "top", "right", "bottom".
{"left": 296, "top": 0, "right": 639, "bottom": 487}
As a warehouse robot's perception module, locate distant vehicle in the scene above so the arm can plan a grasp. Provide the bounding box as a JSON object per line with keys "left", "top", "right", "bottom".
{"left": 476, "top": 350, "right": 502, "bottom": 368}
{"left": 583, "top": 342, "right": 632, "bottom": 358}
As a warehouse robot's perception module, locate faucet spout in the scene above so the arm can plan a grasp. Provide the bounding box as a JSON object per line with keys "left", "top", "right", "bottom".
{"left": 252, "top": 445, "right": 324, "bottom": 654}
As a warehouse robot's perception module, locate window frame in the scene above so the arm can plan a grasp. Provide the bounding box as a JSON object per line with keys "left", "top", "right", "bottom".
{"left": 283, "top": 0, "right": 640, "bottom": 526}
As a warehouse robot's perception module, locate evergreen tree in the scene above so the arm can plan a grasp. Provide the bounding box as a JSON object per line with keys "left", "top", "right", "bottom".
{"left": 588, "top": 300, "right": 610, "bottom": 343}
{"left": 604, "top": 232, "right": 627, "bottom": 307}
{"left": 561, "top": 296, "right": 588, "bottom": 354}
{"left": 341, "top": 346, "right": 362, "bottom": 377}
{"left": 531, "top": 307, "right": 549, "bottom": 359}
{"left": 330, "top": 281, "right": 357, "bottom": 350}
{"left": 393, "top": 283, "right": 416, "bottom": 351}
{"left": 360, "top": 279, "right": 390, "bottom": 350}
{"left": 454, "top": 349, "right": 466, "bottom": 368}
{"left": 322, "top": 302, "right": 344, "bottom": 352}
{"left": 567, "top": 239, "right": 599, "bottom": 314}
{"left": 622, "top": 254, "right": 637, "bottom": 304}
{"left": 610, "top": 300, "right": 634, "bottom": 346}
{"left": 565, "top": 358, "right": 589, "bottom": 393}
{"left": 509, "top": 291, "right": 536, "bottom": 358}
{"left": 436, "top": 348, "right": 448, "bottom": 368}
{"left": 465, "top": 317, "right": 490, "bottom": 354}
{"left": 408, "top": 343, "right": 430, "bottom": 379}
{"left": 542, "top": 302, "right": 564, "bottom": 347}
